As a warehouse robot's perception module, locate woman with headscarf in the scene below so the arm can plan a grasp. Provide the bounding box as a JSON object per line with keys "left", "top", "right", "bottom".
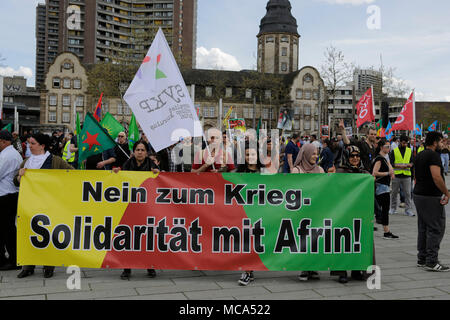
{"left": 113, "top": 140, "right": 160, "bottom": 280}
{"left": 291, "top": 143, "right": 324, "bottom": 174}
{"left": 291, "top": 143, "right": 323, "bottom": 281}
{"left": 331, "top": 145, "right": 377, "bottom": 283}
{"left": 15, "top": 133, "right": 73, "bottom": 279}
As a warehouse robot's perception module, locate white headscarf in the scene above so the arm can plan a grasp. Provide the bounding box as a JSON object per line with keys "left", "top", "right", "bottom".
{"left": 25, "top": 151, "right": 51, "bottom": 169}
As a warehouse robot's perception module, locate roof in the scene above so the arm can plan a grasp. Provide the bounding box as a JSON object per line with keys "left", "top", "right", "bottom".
{"left": 258, "top": 0, "right": 299, "bottom": 36}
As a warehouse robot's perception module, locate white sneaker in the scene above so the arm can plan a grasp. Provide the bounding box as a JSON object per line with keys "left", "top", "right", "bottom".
{"left": 389, "top": 209, "right": 397, "bottom": 215}
{"left": 405, "top": 211, "right": 415, "bottom": 217}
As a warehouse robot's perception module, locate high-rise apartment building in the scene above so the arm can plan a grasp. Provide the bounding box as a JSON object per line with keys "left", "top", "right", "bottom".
{"left": 36, "top": 0, "right": 197, "bottom": 89}
{"left": 36, "top": 3, "right": 47, "bottom": 88}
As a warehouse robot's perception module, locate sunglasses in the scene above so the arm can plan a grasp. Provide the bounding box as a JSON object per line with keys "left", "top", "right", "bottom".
{"left": 349, "top": 154, "right": 360, "bottom": 158}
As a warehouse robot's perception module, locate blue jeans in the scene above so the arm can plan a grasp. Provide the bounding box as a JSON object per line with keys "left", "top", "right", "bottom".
{"left": 441, "top": 153, "right": 449, "bottom": 174}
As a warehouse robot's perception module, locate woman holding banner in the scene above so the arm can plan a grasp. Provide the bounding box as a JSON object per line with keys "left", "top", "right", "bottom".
{"left": 113, "top": 140, "right": 160, "bottom": 280}
{"left": 15, "top": 133, "right": 73, "bottom": 279}
{"left": 236, "top": 143, "right": 261, "bottom": 286}
{"left": 291, "top": 143, "right": 323, "bottom": 281}
{"left": 329, "top": 145, "right": 372, "bottom": 283}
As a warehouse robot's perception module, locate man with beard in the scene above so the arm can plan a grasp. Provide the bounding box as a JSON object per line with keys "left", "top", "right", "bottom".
{"left": 413, "top": 132, "right": 449, "bottom": 272}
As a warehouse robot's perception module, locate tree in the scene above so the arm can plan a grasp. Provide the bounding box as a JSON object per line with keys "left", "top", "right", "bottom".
{"left": 380, "top": 65, "right": 411, "bottom": 98}
{"left": 422, "top": 105, "right": 450, "bottom": 131}
{"left": 320, "top": 45, "right": 354, "bottom": 124}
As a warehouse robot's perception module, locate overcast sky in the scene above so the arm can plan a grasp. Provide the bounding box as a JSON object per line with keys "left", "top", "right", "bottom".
{"left": 1, "top": 0, "right": 449, "bottom": 101}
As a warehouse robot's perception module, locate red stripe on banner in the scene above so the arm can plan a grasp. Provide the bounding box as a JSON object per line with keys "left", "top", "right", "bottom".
{"left": 101, "top": 173, "right": 269, "bottom": 271}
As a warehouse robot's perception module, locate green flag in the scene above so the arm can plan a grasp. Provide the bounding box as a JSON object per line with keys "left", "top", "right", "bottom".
{"left": 256, "top": 118, "right": 262, "bottom": 139}
{"left": 78, "top": 113, "right": 117, "bottom": 166}
{"left": 100, "top": 112, "right": 125, "bottom": 140}
{"left": 1, "top": 123, "right": 12, "bottom": 132}
{"left": 128, "top": 113, "right": 140, "bottom": 151}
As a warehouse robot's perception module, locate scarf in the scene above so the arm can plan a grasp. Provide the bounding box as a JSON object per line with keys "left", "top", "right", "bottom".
{"left": 293, "top": 144, "right": 321, "bottom": 173}
{"left": 25, "top": 151, "right": 51, "bottom": 169}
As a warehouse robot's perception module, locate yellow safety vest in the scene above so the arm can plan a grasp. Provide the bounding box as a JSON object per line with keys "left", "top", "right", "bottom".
{"left": 393, "top": 147, "right": 412, "bottom": 176}
{"left": 418, "top": 146, "right": 424, "bottom": 154}
{"left": 63, "top": 141, "right": 75, "bottom": 163}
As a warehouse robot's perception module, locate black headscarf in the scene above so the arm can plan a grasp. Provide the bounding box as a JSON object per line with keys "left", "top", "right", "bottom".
{"left": 338, "top": 145, "right": 368, "bottom": 174}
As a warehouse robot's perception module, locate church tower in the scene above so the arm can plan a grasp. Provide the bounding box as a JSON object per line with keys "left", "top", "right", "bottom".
{"left": 257, "top": 0, "right": 300, "bottom": 74}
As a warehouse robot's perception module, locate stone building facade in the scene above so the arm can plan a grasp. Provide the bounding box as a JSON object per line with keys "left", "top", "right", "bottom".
{"left": 257, "top": 0, "right": 299, "bottom": 74}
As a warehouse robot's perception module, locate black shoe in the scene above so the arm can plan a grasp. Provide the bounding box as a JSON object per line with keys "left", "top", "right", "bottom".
{"left": 417, "top": 261, "right": 426, "bottom": 268}
{"left": 121, "top": 269, "right": 131, "bottom": 280}
{"left": 238, "top": 272, "right": 253, "bottom": 286}
{"left": 383, "top": 232, "right": 399, "bottom": 239}
{"left": 43, "top": 269, "right": 54, "bottom": 278}
{"left": 17, "top": 269, "right": 34, "bottom": 279}
{"left": 338, "top": 275, "right": 348, "bottom": 284}
{"left": 309, "top": 271, "right": 320, "bottom": 280}
{"left": 147, "top": 269, "right": 156, "bottom": 278}
{"left": 425, "top": 263, "right": 450, "bottom": 272}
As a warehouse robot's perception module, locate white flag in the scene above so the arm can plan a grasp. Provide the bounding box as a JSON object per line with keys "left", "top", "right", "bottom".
{"left": 124, "top": 28, "right": 203, "bottom": 152}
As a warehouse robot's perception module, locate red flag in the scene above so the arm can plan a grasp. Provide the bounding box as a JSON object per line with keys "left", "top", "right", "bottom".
{"left": 356, "top": 87, "right": 375, "bottom": 128}
{"left": 391, "top": 91, "right": 415, "bottom": 132}
{"left": 93, "top": 92, "right": 104, "bottom": 122}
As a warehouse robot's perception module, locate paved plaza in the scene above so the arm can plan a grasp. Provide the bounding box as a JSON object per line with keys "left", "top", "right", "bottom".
{"left": 1, "top": 177, "right": 449, "bottom": 300}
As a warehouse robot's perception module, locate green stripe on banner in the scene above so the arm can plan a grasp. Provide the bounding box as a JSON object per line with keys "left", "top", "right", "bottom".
{"left": 221, "top": 173, "right": 374, "bottom": 271}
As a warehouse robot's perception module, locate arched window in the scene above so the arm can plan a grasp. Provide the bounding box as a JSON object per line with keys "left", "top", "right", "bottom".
{"left": 303, "top": 73, "right": 314, "bottom": 85}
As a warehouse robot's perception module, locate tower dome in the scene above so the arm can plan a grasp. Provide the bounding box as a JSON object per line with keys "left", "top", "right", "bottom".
{"left": 258, "top": 0, "right": 299, "bottom": 37}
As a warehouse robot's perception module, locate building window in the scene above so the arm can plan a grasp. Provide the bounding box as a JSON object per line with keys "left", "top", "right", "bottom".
{"left": 204, "top": 106, "right": 215, "bottom": 118}
{"left": 49, "top": 95, "right": 57, "bottom": 106}
{"left": 294, "top": 106, "right": 301, "bottom": 115}
{"left": 117, "top": 103, "right": 123, "bottom": 115}
{"left": 266, "top": 36, "right": 274, "bottom": 43}
{"left": 205, "top": 86, "right": 212, "bottom": 97}
{"left": 73, "top": 79, "right": 81, "bottom": 89}
{"left": 303, "top": 74, "right": 314, "bottom": 85}
{"left": 63, "top": 62, "right": 72, "bottom": 69}
{"left": 63, "top": 78, "right": 71, "bottom": 89}
{"left": 225, "top": 87, "right": 232, "bottom": 98}
{"left": 124, "top": 104, "right": 131, "bottom": 115}
{"left": 243, "top": 107, "right": 254, "bottom": 119}
{"left": 265, "top": 90, "right": 271, "bottom": 99}
{"left": 313, "top": 91, "right": 319, "bottom": 100}
{"left": 281, "top": 47, "right": 288, "bottom": 56}
{"left": 75, "top": 96, "right": 84, "bottom": 107}
{"left": 304, "top": 105, "right": 311, "bottom": 116}
{"left": 281, "top": 63, "right": 288, "bottom": 72}
{"left": 245, "top": 89, "right": 252, "bottom": 99}
{"left": 294, "top": 121, "right": 300, "bottom": 130}
{"left": 62, "top": 113, "right": 70, "bottom": 123}
{"left": 53, "top": 77, "right": 60, "bottom": 88}
{"left": 262, "top": 108, "right": 269, "bottom": 119}
{"left": 296, "top": 89, "right": 302, "bottom": 99}
{"left": 281, "top": 36, "right": 289, "bottom": 43}
{"left": 49, "top": 111, "right": 57, "bottom": 122}
{"left": 62, "top": 95, "right": 71, "bottom": 106}
{"left": 304, "top": 121, "right": 311, "bottom": 130}
{"left": 102, "top": 101, "right": 109, "bottom": 113}
{"left": 305, "top": 91, "right": 311, "bottom": 100}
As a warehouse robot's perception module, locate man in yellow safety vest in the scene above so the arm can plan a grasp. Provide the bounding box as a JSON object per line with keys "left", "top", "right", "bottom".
{"left": 62, "top": 132, "right": 75, "bottom": 167}
{"left": 389, "top": 135, "right": 414, "bottom": 216}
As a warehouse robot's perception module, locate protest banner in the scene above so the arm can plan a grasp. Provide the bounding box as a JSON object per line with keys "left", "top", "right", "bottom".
{"left": 18, "top": 170, "right": 373, "bottom": 271}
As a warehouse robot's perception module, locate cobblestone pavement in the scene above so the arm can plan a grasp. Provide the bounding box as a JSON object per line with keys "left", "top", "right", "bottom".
{"left": 1, "top": 177, "right": 449, "bottom": 300}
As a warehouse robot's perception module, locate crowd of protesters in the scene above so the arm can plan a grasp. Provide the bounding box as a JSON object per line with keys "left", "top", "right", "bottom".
{"left": 0, "top": 121, "right": 448, "bottom": 285}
